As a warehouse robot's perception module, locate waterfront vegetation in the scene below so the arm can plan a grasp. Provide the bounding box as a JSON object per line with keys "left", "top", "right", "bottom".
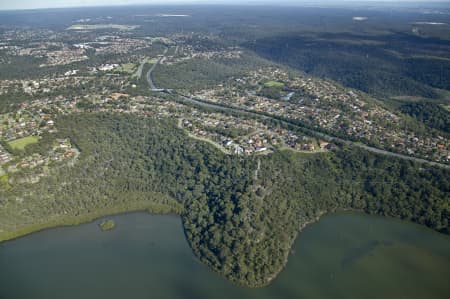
{"left": 1, "top": 212, "right": 449, "bottom": 299}
{"left": 99, "top": 219, "right": 116, "bottom": 231}
{"left": 0, "top": 4, "right": 449, "bottom": 290}
{"left": 0, "top": 113, "right": 448, "bottom": 287}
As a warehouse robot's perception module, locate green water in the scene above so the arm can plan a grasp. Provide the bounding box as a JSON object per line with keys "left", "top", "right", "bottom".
{"left": 0, "top": 212, "right": 449, "bottom": 299}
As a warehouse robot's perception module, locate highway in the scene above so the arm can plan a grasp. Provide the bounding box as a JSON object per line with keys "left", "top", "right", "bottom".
{"left": 146, "top": 48, "right": 168, "bottom": 91}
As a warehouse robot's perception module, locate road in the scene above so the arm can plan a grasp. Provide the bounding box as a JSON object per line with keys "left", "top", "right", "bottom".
{"left": 147, "top": 49, "right": 449, "bottom": 169}
{"left": 176, "top": 94, "right": 449, "bottom": 168}
{"left": 354, "top": 143, "right": 449, "bottom": 168}
{"left": 134, "top": 58, "right": 146, "bottom": 79}
{"left": 146, "top": 48, "right": 168, "bottom": 91}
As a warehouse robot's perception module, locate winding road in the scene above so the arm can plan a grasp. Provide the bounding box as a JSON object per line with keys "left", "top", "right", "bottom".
{"left": 146, "top": 48, "right": 449, "bottom": 169}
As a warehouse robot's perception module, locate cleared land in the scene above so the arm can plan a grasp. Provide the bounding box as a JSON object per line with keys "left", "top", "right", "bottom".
{"left": 264, "top": 81, "right": 285, "bottom": 88}
{"left": 7, "top": 136, "right": 39, "bottom": 151}
{"left": 67, "top": 24, "right": 140, "bottom": 31}
{"left": 116, "top": 63, "right": 137, "bottom": 74}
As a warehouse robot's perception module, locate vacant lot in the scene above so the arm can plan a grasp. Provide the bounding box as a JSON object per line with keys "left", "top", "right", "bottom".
{"left": 8, "top": 136, "right": 39, "bottom": 150}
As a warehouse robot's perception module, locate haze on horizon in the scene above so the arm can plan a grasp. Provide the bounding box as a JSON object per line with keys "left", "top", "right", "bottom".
{"left": 1, "top": 0, "right": 448, "bottom": 11}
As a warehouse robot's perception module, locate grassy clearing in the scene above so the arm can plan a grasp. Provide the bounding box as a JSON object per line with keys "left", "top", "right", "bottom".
{"left": 0, "top": 173, "right": 10, "bottom": 191}
{"left": 264, "top": 81, "right": 285, "bottom": 88}
{"left": 116, "top": 63, "right": 137, "bottom": 74}
{"left": 7, "top": 136, "right": 39, "bottom": 151}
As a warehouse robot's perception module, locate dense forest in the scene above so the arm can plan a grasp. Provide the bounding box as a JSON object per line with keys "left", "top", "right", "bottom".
{"left": 399, "top": 102, "right": 450, "bottom": 133}
{"left": 152, "top": 54, "right": 272, "bottom": 92}
{"left": 0, "top": 113, "right": 448, "bottom": 287}
{"left": 244, "top": 33, "right": 450, "bottom": 99}
{"left": 0, "top": 91, "right": 30, "bottom": 113}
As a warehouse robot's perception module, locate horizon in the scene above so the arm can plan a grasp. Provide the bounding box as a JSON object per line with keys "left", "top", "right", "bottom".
{"left": 1, "top": 0, "right": 450, "bottom": 12}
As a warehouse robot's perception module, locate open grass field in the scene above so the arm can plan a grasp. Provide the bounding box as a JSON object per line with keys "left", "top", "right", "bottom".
{"left": 116, "top": 63, "right": 137, "bottom": 74}
{"left": 7, "top": 136, "right": 39, "bottom": 151}
{"left": 264, "top": 81, "right": 285, "bottom": 88}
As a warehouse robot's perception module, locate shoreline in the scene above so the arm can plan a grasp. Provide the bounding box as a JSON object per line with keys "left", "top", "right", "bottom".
{"left": 257, "top": 210, "right": 328, "bottom": 288}
{"left": 233, "top": 208, "right": 450, "bottom": 288}
{"left": 1, "top": 205, "right": 448, "bottom": 289}
{"left": 1, "top": 202, "right": 330, "bottom": 289}
{"left": 0, "top": 201, "right": 182, "bottom": 244}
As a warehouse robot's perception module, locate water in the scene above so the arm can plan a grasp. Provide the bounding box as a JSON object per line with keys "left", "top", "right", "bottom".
{"left": 0, "top": 212, "right": 449, "bottom": 299}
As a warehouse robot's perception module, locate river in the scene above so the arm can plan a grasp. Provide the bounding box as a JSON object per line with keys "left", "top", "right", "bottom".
{"left": 0, "top": 212, "right": 449, "bottom": 299}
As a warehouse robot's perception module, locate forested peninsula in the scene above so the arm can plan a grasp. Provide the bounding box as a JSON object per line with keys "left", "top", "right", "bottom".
{"left": 0, "top": 113, "right": 447, "bottom": 287}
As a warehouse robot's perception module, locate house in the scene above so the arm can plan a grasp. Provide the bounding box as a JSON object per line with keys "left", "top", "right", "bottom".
{"left": 64, "top": 151, "right": 74, "bottom": 158}
{"left": 325, "top": 143, "right": 337, "bottom": 150}
{"left": 319, "top": 141, "right": 329, "bottom": 149}
{"left": 234, "top": 146, "right": 244, "bottom": 155}
{"left": 224, "top": 140, "right": 233, "bottom": 146}
{"left": 111, "top": 93, "right": 129, "bottom": 100}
